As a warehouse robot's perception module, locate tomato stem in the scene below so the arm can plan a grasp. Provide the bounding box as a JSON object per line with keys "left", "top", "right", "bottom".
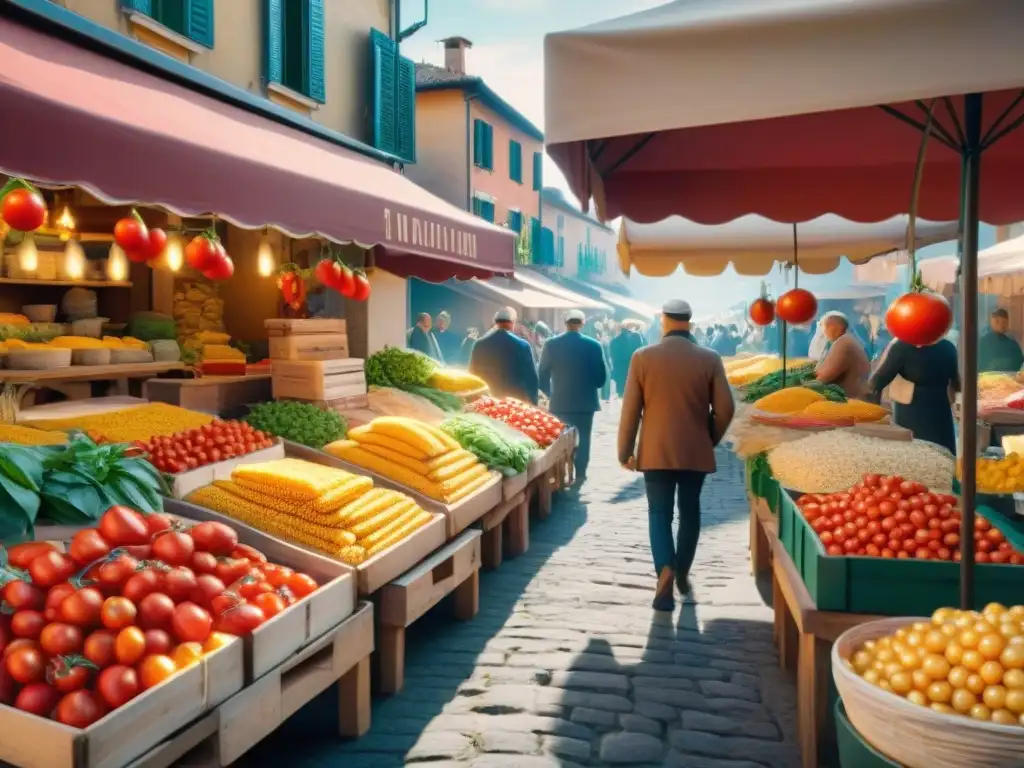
{"left": 0, "top": 177, "right": 39, "bottom": 199}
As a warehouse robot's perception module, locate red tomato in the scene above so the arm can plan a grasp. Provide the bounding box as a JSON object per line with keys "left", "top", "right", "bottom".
{"left": 114, "top": 627, "right": 147, "bottom": 666}
{"left": 142, "top": 629, "right": 173, "bottom": 656}
{"left": 262, "top": 565, "right": 293, "bottom": 589}
{"left": 350, "top": 272, "right": 371, "bottom": 301}
{"left": 11, "top": 610, "right": 45, "bottom": 639}
{"left": 55, "top": 690, "right": 104, "bottom": 728}
{"left": 286, "top": 573, "right": 318, "bottom": 598}
{"left": 144, "top": 513, "right": 173, "bottom": 537}
{"left": 215, "top": 558, "right": 252, "bottom": 586}
{"left": 122, "top": 568, "right": 163, "bottom": 603}
{"left": 113, "top": 213, "right": 149, "bottom": 254}
{"left": 210, "top": 591, "right": 243, "bottom": 617}
{"left": 6, "top": 645, "right": 45, "bottom": 684}
{"left": 190, "top": 551, "right": 218, "bottom": 574}
{"left": 138, "top": 593, "right": 175, "bottom": 630}
{"left": 60, "top": 587, "right": 105, "bottom": 627}
{"left": 2, "top": 580, "right": 44, "bottom": 611}
{"left": 252, "top": 592, "right": 286, "bottom": 619}
{"left": 40, "top": 623, "right": 83, "bottom": 655}
{"left": 163, "top": 566, "right": 198, "bottom": 603}
{"left": 333, "top": 263, "right": 355, "bottom": 297}
{"left": 101, "top": 597, "right": 137, "bottom": 630}
{"left": 98, "top": 506, "right": 150, "bottom": 546}
{"left": 231, "top": 544, "right": 267, "bottom": 564}
{"left": 47, "top": 658, "right": 93, "bottom": 694}
{"left": 44, "top": 583, "right": 76, "bottom": 622}
{"left": 7, "top": 542, "right": 58, "bottom": 570}
{"left": 15, "top": 682, "right": 62, "bottom": 716}
{"left": 171, "top": 602, "right": 213, "bottom": 643}
{"left": 152, "top": 532, "right": 194, "bottom": 566}
{"left": 97, "top": 665, "right": 139, "bottom": 708}
{"left": 238, "top": 578, "right": 272, "bottom": 600}
{"left": 314, "top": 258, "right": 337, "bottom": 290}
{"left": 189, "top": 521, "right": 238, "bottom": 555}
{"left": 885, "top": 290, "right": 953, "bottom": 347}
{"left": 202, "top": 251, "right": 234, "bottom": 281}
{"left": 69, "top": 529, "right": 111, "bottom": 566}
{"left": 28, "top": 551, "right": 77, "bottom": 588}
{"left": 83, "top": 629, "right": 118, "bottom": 669}
{"left": 217, "top": 603, "right": 265, "bottom": 636}
{"left": 189, "top": 574, "right": 227, "bottom": 608}
{"left": 145, "top": 227, "right": 168, "bottom": 261}
{"left": 0, "top": 666, "right": 15, "bottom": 705}
{"left": 1, "top": 187, "right": 47, "bottom": 231}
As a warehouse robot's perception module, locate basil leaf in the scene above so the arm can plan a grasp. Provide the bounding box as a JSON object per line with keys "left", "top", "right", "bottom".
{"left": 0, "top": 473, "right": 40, "bottom": 524}
{"left": 0, "top": 445, "right": 44, "bottom": 492}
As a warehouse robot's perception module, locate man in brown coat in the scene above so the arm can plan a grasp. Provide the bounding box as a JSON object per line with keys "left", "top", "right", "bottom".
{"left": 815, "top": 311, "right": 870, "bottom": 398}
{"left": 618, "top": 299, "right": 736, "bottom": 611}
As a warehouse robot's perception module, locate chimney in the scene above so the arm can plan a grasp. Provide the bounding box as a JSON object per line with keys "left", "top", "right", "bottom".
{"left": 441, "top": 36, "right": 472, "bottom": 75}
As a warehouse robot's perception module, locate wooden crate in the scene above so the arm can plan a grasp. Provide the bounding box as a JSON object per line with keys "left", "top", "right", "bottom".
{"left": 377, "top": 529, "right": 481, "bottom": 695}
{"left": 268, "top": 333, "right": 349, "bottom": 361}
{"left": 478, "top": 490, "right": 529, "bottom": 570}
{"left": 164, "top": 500, "right": 357, "bottom": 681}
{"left": 285, "top": 440, "right": 503, "bottom": 539}
{"left": 126, "top": 603, "right": 375, "bottom": 768}
{"left": 264, "top": 318, "right": 347, "bottom": 336}
{"left": 502, "top": 471, "right": 529, "bottom": 502}
{"left": 0, "top": 629, "right": 244, "bottom": 768}
{"left": 143, "top": 375, "right": 272, "bottom": 417}
{"left": 271, "top": 359, "right": 366, "bottom": 401}
{"left": 169, "top": 441, "right": 285, "bottom": 499}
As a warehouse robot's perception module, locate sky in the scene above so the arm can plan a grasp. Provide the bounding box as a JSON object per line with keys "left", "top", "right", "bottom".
{"left": 398, "top": 0, "right": 971, "bottom": 316}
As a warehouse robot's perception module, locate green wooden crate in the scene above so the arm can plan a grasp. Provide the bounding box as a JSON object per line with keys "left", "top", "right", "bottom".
{"left": 774, "top": 479, "right": 1024, "bottom": 614}
{"left": 835, "top": 700, "right": 902, "bottom": 767}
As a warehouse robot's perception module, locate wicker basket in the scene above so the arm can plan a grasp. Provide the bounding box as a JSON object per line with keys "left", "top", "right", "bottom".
{"left": 833, "top": 617, "right": 1024, "bottom": 768}
{"left": 71, "top": 348, "right": 112, "bottom": 366}
{"left": 4, "top": 251, "right": 58, "bottom": 280}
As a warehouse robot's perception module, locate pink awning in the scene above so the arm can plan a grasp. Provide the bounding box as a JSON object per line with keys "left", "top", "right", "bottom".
{"left": 0, "top": 17, "right": 513, "bottom": 279}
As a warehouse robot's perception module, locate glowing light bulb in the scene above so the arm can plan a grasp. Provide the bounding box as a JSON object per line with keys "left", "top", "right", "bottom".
{"left": 17, "top": 234, "right": 38, "bottom": 273}
{"left": 107, "top": 243, "right": 128, "bottom": 282}
{"left": 257, "top": 237, "right": 275, "bottom": 277}
{"left": 164, "top": 232, "right": 184, "bottom": 272}
{"left": 55, "top": 206, "right": 76, "bottom": 240}
{"left": 64, "top": 239, "right": 85, "bottom": 280}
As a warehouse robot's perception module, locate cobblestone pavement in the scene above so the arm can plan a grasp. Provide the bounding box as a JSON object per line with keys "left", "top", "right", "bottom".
{"left": 252, "top": 407, "right": 801, "bottom": 767}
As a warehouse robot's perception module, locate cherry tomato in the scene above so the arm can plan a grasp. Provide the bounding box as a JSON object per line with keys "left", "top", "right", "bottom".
{"left": 216, "top": 603, "right": 265, "bottom": 636}
{"left": 47, "top": 657, "right": 93, "bottom": 694}
{"left": 11, "top": 610, "right": 46, "bottom": 640}
{"left": 98, "top": 506, "right": 150, "bottom": 546}
{"left": 162, "top": 566, "right": 198, "bottom": 603}
{"left": 231, "top": 544, "right": 267, "bottom": 564}
{"left": 262, "top": 565, "right": 294, "bottom": 589}
{"left": 152, "top": 532, "right": 194, "bottom": 566}
{"left": 202, "top": 632, "right": 234, "bottom": 654}
{"left": 252, "top": 592, "right": 286, "bottom": 619}
{"left": 286, "top": 573, "right": 318, "bottom": 598}
{"left": 138, "top": 654, "right": 178, "bottom": 690}
{"left": 144, "top": 513, "right": 173, "bottom": 537}
{"left": 122, "top": 568, "right": 163, "bottom": 603}
{"left": 190, "top": 551, "right": 218, "bottom": 574}
{"left": 190, "top": 522, "right": 239, "bottom": 556}
{"left": 15, "top": 682, "right": 62, "bottom": 716}
{"left": 6, "top": 542, "right": 58, "bottom": 570}
{"left": 142, "top": 629, "right": 172, "bottom": 656}
{"left": 94, "top": 554, "right": 140, "bottom": 591}
{"left": 138, "top": 593, "right": 175, "bottom": 630}
{"left": 171, "top": 602, "right": 212, "bottom": 643}
{"left": 171, "top": 642, "right": 203, "bottom": 670}
{"left": 2, "top": 580, "right": 44, "bottom": 611}
{"left": 55, "top": 690, "right": 104, "bottom": 728}
{"left": 60, "top": 587, "right": 105, "bottom": 627}
{"left": 189, "top": 574, "right": 227, "bottom": 608}
{"left": 237, "top": 577, "right": 272, "bottom": 600}
{"left": 214, "top": 558, "right": 251, "bottom": 586}
{"left": 6, "top": 645, "right": 45, "bottom": 684}
{"left": 114, "top": 627, "right": 146, "bottom": 666}
{"left": 83, "top": 629, "right": 118, "bottom": 668}
{"left": 97, "top": 665, "right": 140, "bottom": 708}
{"left": 40, "top": 623, "right": 83, "bottom": 656}
{"left": 68, "top": 529, "right": 111, "bottom": 566}
{"left": 113, "top": 213, "right": 149, "bottom": 254}
{"left": 28, "top": 551, "right": 76, "bottom": 589}
{"left": 101, "top": 597, "right": 137, "bottom": 630}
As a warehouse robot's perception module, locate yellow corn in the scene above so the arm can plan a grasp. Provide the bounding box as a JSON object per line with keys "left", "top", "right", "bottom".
{"left": 232, "top": 459, "right": 354, "bottom": 500}
{"left": 213, "top": 480, "right": 351, "bottom": 526}
{"left": 0, "top": 424, "right": 68, "bottom": 446}
{"left": 338, "top": 545, "right": 367, "bottom": 565}
{"left": 426, "top": 369, "right": 487, "bottom": 393}
{"left": 348, "top": 497, "right": 418, "bottom": 539}
{"left": 413, "top": 422, "right": 462, "bottom": 453}
{"left": 360, "top": 507, "right": 426, "bottom": 548}
{"left": 428, "top": 453, "right": 480, "bottom": 482}
{"left": 23, "top": 402, "right": 214, "bottom": 442}
{"left": 425, "top": 449, "right": 477, "bottom": 472}
{"left": 326, "top": 442, "right": 448, "bottom": 500}
{"left": 197, "top": 331, "right": 231, "bottom": 344}
{"left": 339, "top": 488, "right": 406, "bottom": 526}
{"left": 202, "top": 344, "right": 245, "bottom": 361}
{"left": 314, "top": 476, "right": 375, "bottom": 512}
{"left": 344, "top": 430, "right": 430, "bottom": 460}
{"left": 338, "top": 441, "right": 431, "bottom": 476}
{"left": 445, "top": 470, "right": 494, "bottom": 503}
{"left": 800, "top": 400, "right": 887, "bottom": 423}
{"left": 439, "top": 463, "right": 488, "bottom": 492}
{"left": 367, "top": 512, "right": 432, "bottom": 556}
{"left": 753, "top": 386, "right": 826, "bottom": 414}
{"left": 359, "top": 417, "right": 449, "bottom": 458}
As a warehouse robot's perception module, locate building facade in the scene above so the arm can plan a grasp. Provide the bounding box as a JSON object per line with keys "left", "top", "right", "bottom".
{"left": 541, "top": 187, "right": 621, "bottom": 286}
{"left": 409, "top": 37, "right": 544, "bottom": 263}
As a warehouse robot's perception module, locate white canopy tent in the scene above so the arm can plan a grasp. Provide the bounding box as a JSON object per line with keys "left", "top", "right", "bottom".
{"left": 920, "top": 234, "right": 1024, "bottom": 296}
{"left": 617, "top": 214, "right": 958, "bottom": 277}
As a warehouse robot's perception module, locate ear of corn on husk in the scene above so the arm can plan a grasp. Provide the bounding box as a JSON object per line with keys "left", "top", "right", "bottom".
{"left": 753, "top": 386, "right": 825, "bottom": 414}
{"left": 22, "top": 402, "right": 214, "bottom": 442}
{"left": 799, "top": 400, "right": 887, "bottom": 422}
{"left": 232, "top": 458, "right": 355, "bottom": 500}
{"left": 352, "top": 417, "right": 450, "bottom": 457}
{"left": 347, "top": 428, "right": 430, "bottom": 460}
{"left": 426, "top": 369, "right": 488, "bottom": 393}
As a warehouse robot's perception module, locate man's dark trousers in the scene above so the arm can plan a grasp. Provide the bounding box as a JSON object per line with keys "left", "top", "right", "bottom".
{"left": 553, "top": 411, "right": 594, "bottom": 481}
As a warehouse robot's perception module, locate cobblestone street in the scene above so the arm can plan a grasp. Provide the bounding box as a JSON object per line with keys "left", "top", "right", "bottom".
{"left": 256, "top": 408, "right": 801, "bottom": 767}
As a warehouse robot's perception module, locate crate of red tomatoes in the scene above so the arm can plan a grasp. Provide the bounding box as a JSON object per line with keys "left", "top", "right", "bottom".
{"left": 776, "top": 473, "right": 1024, "bottom": 615}
{"left": 0, "top": 504, "right": 354, "bottom": 768}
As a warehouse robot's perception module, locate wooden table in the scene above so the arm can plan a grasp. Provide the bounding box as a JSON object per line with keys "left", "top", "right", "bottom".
{"left": 749, "top": 493, "right": 777, "bottom": 578}
{"left": 1, "top": 362, "right": 185, "bottom": 406}
{"left": 143, "top": 373, "right": 271, "bottom": 416}
{"left": 770, "top": 538, "right": 884, "bottom": 768}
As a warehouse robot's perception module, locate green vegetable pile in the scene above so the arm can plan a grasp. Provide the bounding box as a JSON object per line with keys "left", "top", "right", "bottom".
{"left": 245, "top": 401, "right": 347, "bottom": 449}
{"left": 741, "top": 363, "right": 846, "bottom": 403}
{"left": 365, "top": 346, "right": 437, "bottom": 388}
{"left": 0, "top": 434, "right": 168, "bottom": 541}
{"left": 398, "top": 384, "right": 463, "bottom": 412}
{"left": 440, "top": 413, "right": 538, "bottom": 476}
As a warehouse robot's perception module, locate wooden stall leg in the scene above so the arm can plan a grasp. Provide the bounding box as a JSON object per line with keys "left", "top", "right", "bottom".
{"left": 773, "top": 572, "right": 797, "bottom": 671}
{"left": 505, "top": 498, "right": 529, "bottom": 558}
{"left": 535, "top": 471, "right": 553, "bottom": 520}
{"left": 338, "top": 656, "right": 371, "bottom": 738}
{"left": 378, "top": 624, "right": 405, "bottom": 696}
{"left": 749, "top": 499, "right": 770, "bottom": 578}
{"left": 481, "top": 524, "right": 504, "bottom": 571}
{"left": 797, "top": 633, "right": 832, "bottom": 768}
{"left": 453, "top": 569, "right": 479, "bottom": 620}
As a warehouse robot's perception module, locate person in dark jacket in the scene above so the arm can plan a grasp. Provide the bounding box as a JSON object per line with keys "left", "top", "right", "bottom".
{"left": 469, "top": 307, "right": 539, "bottom": 404}
{"left": 407, "top": 313, "right": 443, "bottom": 362}
{"left": 609, "top": 321, "right": 645, "bottom": 398}
{"left": 434, "top": 311, "right": 462, "bottom": 365}
{"left": 978, "top": 308, "right": 1024, "bottom": 373}
{"left": 539, "top": 309, "right": 608, "bottom": 484}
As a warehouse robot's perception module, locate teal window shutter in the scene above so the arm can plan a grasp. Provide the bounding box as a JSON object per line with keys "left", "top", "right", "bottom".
{"left": 509, "top": 140, "right": 522, "bottom": 182}
{"left": 184, "top": 0, "right": 214, "bottom": 48}
{"left": 306, "top": 0, "right": 325, "bottom": 103}
{"left": 370, "top": 28, "right": 398, "bottom": 155}
{"left": 557, "top": 235, "right": 565, "bottom": 267}
{"left": 531, "top": 217, "right": 542, "bottom": 263}
{"left": 480, "top": 201, "right": 495, "bottom": 223}
{"left": 263, "top": 0, "right": 284, "bottom": 86}
{"left": 483, "top": 123, "right": 494, "bottom": 170}
{"left": 473, "top": 120, "right": 484, "bottom": 166}
{"left": 472, "top": 197, "right": 482, "bottom": 217}
{"left": 508, "top": 210, "right": 522, "bottom": 233}
{"left": 396, "top": 56, "right": 416, "bottom": 162}
{"left": 122, "top": 0, "right": 154, "bottom": 13}
{"left": 533, "top": 152, "right": 543, "bottom": 190}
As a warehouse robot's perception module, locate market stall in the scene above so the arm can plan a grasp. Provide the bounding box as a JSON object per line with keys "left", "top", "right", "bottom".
{"left": 546, "top": 1, "right": 1024, "bottom": 765}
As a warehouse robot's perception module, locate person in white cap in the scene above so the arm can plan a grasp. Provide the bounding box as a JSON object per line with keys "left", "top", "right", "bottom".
{"left": 538, "top": 309, "right": 608, "bottom": 484}
{"left": 618, "top": 299, "right": 735, "bottom": 611}
{"left": 468, "top": 306, "right": 539, "bottom": 404}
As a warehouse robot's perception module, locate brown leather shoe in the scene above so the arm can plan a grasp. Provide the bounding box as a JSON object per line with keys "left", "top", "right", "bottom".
{"left": 652, "top": 566, "right": 675, "bottom": 611}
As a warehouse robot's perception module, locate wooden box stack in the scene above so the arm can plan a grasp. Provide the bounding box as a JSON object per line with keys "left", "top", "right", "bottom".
{"left": 267, "top": 318, "right": 368, "bottom": 407}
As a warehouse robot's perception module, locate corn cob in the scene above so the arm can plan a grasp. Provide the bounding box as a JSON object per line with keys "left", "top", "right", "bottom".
{"left": 327, "top": 442, "right": 448, "bottom": 500}
{"left": 359, "top": 507, "right": 426, "bottom": 548}
{"left": 425, "top": 449, "right": 478, "bottom": 472}
{"left": 753, "top": 386, "right": 825, "bottom": 414}
{"left": 413, "top": 422, "right": 463, "bottom": 453}
{"left": 0, "top": 424, "right": 68, "bottom": 446}
{"left": 345, "top": 441, "right": 431, "bottom": 476}
{"left": 366, "top": 512, "right": 432, "bottom": 556}
{"left": 800, "top": 400, "right": 887, "bottom": 423}
{"left": 344, "top": 429, "right": 430, "bottom": 460}
{"left": 214, "top": 480, "right": 353, "bottom": 526}
{"left": 348, "top": 497, "right": 419, "bottom": 539}
{"left": 439, "top": 463, "right": 489, "bottom": 493}
{"left": 360, "top": 417, "right": 449, "bottom": 457}
{"left": 24, "top": 402, "right": 214, "bottom": 442}
{"left": 339, "top": 488, "right": 406, "bottom": 527}
{"left": 445, "top": 469, "right": 495, "bottom": 503}
{"left": 232, "top": 459, "right": 354, "bottom": 500}
{"left": 426, "top": 369, "right": 487, "bottom": 393}
{"left": 338, "top": 545, "right": 367, "bottom": 565}
{"left": 428, "top": 453, "right": 480, "bottom": 482}
{"left": 314, "top": 475, "right": 375, "bottom": 512}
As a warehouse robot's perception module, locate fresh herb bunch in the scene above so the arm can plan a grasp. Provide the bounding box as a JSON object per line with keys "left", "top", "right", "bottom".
{"left": 0, "top": 433, "right": 167, "bottom": 541}
{"left": 245, "top": 401, "right": 347, "bottom": 449}
{"left": 365, "top": 346, "right": 437, "bottom": 388}
{"left": 741, "top": 363, "right": 848, "bottom": 403}
{"left": 397, "top": 384, "right": 463, "bottom": 412}
{"left": 440, "top": 413, "right": 538, "bottom": 476}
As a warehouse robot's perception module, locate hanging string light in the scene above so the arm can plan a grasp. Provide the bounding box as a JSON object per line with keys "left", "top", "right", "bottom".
{"left": 107, "top": 243, "right": 128, "bottom": 282}
{"left": 17, "top": 233, "right": 38, "bottom": 273}
{"left": 257, "top": 229, "right": 275, "bottom": 277}
{"left": 63, "top": 238, "right": 85, "bottom": 280}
